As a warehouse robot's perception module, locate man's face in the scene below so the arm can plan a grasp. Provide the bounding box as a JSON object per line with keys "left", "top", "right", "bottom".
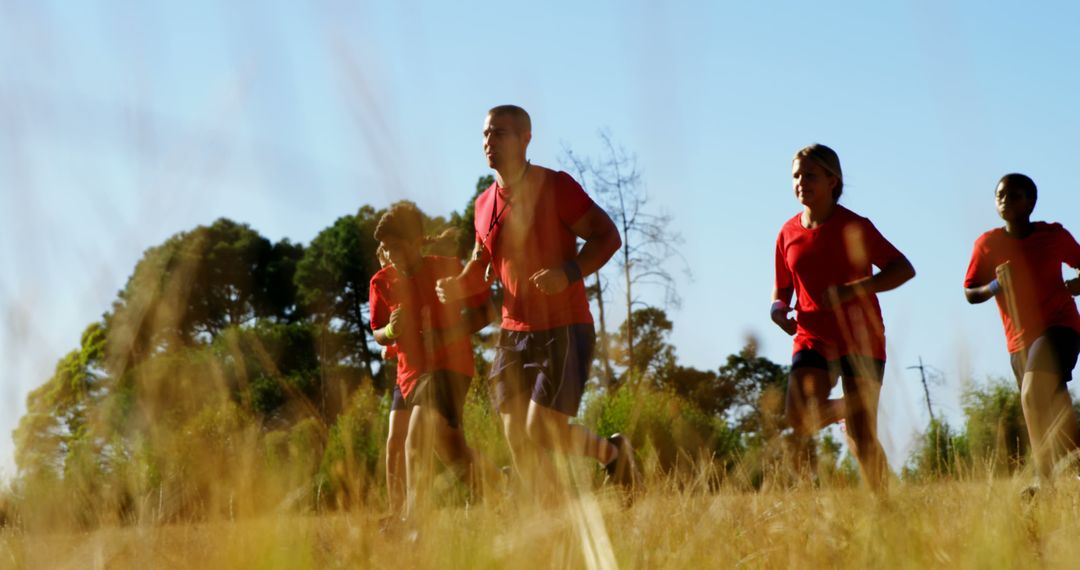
{"left": 995, "top": 181, "right": 1035, "bottom": 223}
{"left": 483, "top": 113, "right": 528, "bottom": 170}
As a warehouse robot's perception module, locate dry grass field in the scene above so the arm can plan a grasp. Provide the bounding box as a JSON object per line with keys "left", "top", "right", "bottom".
{"left": 3, "top": 471, "right": 1080, "bottom": 570}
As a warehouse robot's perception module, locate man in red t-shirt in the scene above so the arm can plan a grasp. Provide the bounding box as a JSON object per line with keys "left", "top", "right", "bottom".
{"left": 369, "top": 202, "right": 492, "bottom": 519}
{"left": 437, "top": 105, "right": 638, "bottom": 491}
{"left": 964, "top": 173, "right": 1080, "bottom": 485}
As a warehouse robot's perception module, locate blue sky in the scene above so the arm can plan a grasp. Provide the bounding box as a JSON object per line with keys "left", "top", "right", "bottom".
{"left": 3, "top": 1, "right": 1079, "bottom": 478}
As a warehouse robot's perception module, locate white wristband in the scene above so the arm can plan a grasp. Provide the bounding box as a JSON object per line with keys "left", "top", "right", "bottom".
{"left": 770, "top": 300, "right": 790, "bottom": 316}
{"left": 987, "top": 279, "right": 1001, "bottom": 296}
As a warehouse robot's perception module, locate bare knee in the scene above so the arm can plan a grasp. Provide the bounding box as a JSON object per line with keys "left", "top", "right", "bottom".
{"left": 524, "top": 414, "right": 547, "bottom": 446}
{"left": 502, "top": 415, "right": 527, "bottom": 451}
{"left": 404, "top": 428, "right": 426, "bottom": 461}
{"left": 387, "top": 429, "right": 407, "bottom": 456}
{"left": 1020, "top": 373, "right": 1049, "bottom": 411}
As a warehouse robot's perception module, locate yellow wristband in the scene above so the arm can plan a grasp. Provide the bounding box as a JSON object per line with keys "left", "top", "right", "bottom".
{"left": 384, "top": 321, "right": 398, "bottom": 340}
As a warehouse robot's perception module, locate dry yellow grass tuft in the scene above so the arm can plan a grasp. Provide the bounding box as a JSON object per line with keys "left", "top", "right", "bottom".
{"left": 4, "top": 474, "right": 1080, "bottom": 569}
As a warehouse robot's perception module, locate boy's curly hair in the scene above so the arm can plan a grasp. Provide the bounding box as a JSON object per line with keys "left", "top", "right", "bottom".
{"left": 374, "top": 201, "right": 425, "bottom": 243}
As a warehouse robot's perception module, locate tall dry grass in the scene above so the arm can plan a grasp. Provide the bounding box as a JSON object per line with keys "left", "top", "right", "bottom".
{"left": 3, "top": 462, "right": 1080, "bottom": 569}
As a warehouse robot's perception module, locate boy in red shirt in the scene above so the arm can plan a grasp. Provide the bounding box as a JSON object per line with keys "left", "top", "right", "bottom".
{"left": 964, "top": 173, "right": 1080, "bottom": 485}
{"left": 369, "top": 202, "right": 492, "bottom": 519}
{"left": 376, "top": 243, "right": 411, "bottom": 518}
{"left": 437, "top": 105, "right": 638, "bottom": 493}
{"left": 771, "top": 144, "right": 915, "bottom": 490}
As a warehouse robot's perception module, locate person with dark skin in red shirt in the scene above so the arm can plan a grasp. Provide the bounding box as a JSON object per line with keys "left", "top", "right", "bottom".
{"left": 771, "top": 144, "right": 915, "bottom": 491}
{"left": 964, "top": 173, "right": 1080, "bottom": 489}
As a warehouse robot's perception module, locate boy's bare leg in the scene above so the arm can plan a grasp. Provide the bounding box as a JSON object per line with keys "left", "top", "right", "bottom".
{"left": 1021, "top": 371, "right": 1079, "bottom": 480}
{"left": 386, "top": 409, "right": 412, "bottom": 515}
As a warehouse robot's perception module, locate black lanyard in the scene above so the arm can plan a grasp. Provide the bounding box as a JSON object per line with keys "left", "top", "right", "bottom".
{"left": 481, "top": 188, "right": 510, "bottom": 251}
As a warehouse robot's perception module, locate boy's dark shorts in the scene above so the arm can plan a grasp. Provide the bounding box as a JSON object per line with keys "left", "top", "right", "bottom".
{"left": 1010, "top": 326, "right": 1080, "bottom": 389}
{"left": 791, "top": 349, "right": 885, "bottom": 383}
{"left": 409, "top": 370, "right": 472, "bottom": 429}
{"left": 390, "top": 383, "right": 413, "bottom": 412}
{"left": 490, "top": 324, "right": 596, "bottom": 417}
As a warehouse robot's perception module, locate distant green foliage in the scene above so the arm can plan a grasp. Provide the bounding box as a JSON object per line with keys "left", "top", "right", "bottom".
{"left": 904, "top": 377, "right": 1030, "bottom": 481}
{"left": 316, "top": 385, "right": 386, "bottom": 509}
{"left": 904, "top": 418, "right": 968, "bottom": 481}
{"left": 962, "top": 378, "right": 1028, "bottom": 474}
{"left": 584, "top": 382, "right": 743, "bottom": 475}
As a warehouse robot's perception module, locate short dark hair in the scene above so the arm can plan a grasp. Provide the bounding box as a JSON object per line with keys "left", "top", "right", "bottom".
{"left": 487, "top": 105, "right": 532, "bottom": 134}
{"left": 794, "top": 144, "right": 844, "bottom": 201}
{"left": 374, "top": 201, "right": 424, "bottom": 243}
{"left": 998, "top": 173, "right": 1037, "bottom": 202}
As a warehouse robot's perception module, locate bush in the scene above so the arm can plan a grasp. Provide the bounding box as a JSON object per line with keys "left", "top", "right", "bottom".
{"left": 316, "top": 383, "right": 386, "bottom": 509}
{"left": 583, "top": 383, "right": 743, "bottom": 478}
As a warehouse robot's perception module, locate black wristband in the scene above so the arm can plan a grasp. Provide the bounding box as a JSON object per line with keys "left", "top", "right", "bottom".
{"left": 563, "top": 260, "right": 583, "bottom": 282}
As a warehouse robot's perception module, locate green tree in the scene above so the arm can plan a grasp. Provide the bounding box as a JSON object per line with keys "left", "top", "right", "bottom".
{"left": 615, "top": 307, "right": 676, "bottom": 382}
{"left": 105, "top": 218, "right": 298, "bottom": 371}
{"left": 13, "top": 322, "right": 107, "bottom": 479}
{"left": 904, "top": 418, "right": 969, "bottom": 480}
{"left": 295, "top": 209, "right": 382, "bottom": 380}
{"left": 961, "top": 378, "right": 1028, "bottom": 475}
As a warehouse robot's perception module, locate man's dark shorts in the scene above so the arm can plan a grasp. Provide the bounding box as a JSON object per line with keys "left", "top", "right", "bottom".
{"left": 791, "top": 349, "right": 885, "bottom": 384}
{"left": 490, "top": 324, "right": 596, "bottom": 417}
{"left": 1010, "top": 326, "right": 1080, "bottom": 389}
{"left": 408, "top": 370, "right": 472, "bottom": 430}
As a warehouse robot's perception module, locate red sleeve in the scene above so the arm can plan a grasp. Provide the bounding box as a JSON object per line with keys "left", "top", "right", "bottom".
{"left": 435, "top": 257, "right": 489, "bottom": 309}
{"left": 369, "top": 273, "right": 392, "bottom": 330}
{"left": 774, "top": 232, "right": 793, "bottom": 294}
{"left": 861, "top": 219, "right": 904, "bottom": 269}
{"left": 554, "top": 171, "right": 596, "bottom": 227}
{"left": 964, "top": 236, "right": 993, "bottom": 288}
{"left": 1056, "top": 225, "right": 1080, "bottom": 269}
{"left": 473, "top": 185, "right": 497, "bottom": 256}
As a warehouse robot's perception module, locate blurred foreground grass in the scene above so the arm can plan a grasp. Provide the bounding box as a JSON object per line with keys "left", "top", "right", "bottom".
{"left": 3, "top": 476, "right": 1080, "bottom": 569}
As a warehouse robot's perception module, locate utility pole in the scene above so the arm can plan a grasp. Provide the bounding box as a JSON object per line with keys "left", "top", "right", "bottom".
{"left": 907, "top": 356, "right": 935, "bottom": 423}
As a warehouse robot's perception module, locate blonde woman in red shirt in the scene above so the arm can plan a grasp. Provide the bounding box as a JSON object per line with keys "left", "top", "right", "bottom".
{"left": 771, "top": 144, "right": 915, "bottom": 490}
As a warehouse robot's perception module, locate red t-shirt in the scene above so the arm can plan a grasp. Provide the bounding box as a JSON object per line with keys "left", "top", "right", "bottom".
{"left": 964, "top": 222, "right": 1080, "bottom": 353}
{"left": 473, "top": 169, "right": 595, "bottom": 331}
{"left": 774, "top": 206, "right": 904, "bottom": 360}
{"left": 369, "top": 256, "right": 487, "bottom": 398}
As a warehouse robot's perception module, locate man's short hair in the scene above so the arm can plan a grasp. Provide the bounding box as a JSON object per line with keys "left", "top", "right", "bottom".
{"left": 487, "top": 105, "right": 531, "bottom": 135}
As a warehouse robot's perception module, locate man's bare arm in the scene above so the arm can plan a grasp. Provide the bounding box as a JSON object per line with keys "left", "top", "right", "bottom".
{"left": 530, "top": 205, "right": 622, "bottom": 295}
